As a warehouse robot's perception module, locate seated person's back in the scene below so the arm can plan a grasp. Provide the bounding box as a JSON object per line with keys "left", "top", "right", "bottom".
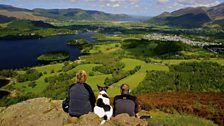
{"left": 68, "top": 70, "right": 95, "bottom": 117}
{"left": 113, "top": 84, "right": 138, "bottom": 117}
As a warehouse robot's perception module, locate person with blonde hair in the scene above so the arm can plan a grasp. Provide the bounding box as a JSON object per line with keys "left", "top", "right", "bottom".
{"left": 68, "top": 70, "right": 96, "bottom": 117}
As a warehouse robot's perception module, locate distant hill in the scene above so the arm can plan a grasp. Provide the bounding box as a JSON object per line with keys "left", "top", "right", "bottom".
{"left": 149, "top": 3, "right": 224, "bottom": 28}
{"left": 0, "top": 4, "right": 140, "bottom": 22}
{"left": 0, "top": 4, "right": 31, "bottom": 12}
{"left": 6, "top": 20, "right": 55, "bottom": 31}
{"left": 33, "top": 8, "right": 137, "bottom": 21}
{"left": 0, "top": 4, "right": 49, "bottom": 21}
{"left": 0, "top": 15, "right": 16, "bottom": 23}
{"left": 208, "top": 3, "right": 224, "bottom": 20}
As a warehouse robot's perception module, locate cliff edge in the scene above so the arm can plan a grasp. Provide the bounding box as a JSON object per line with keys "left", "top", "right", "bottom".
{"left": 0, "top": 97, "right": 148, "bottom": 126}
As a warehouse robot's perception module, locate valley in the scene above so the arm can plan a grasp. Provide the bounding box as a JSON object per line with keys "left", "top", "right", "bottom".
{"left": 0, "top": 3, "right": 224, "bottom": 126}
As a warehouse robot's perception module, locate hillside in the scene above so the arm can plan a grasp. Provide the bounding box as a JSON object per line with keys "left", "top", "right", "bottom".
{"left": 0, "top": 15, "right": 16, "bottom": 23}
{"left": 149, "top": 3, "right": 224, "bottom": 28}
{"left": 0, "top": 19, "right": 78, "bottom": 39}
{"left": 0, "top": 4, "right": 138, "bottom": 22}
{"left": 33, "top": 8, "right": 136, "bottom": 21}
{"left": 6, "top": 20, "right": 55, "bottom": 30}
{"left": 208, "top": 3, "right": 224, "bottom": 20}
{"left": 0, "top": 4, "right": 48, "bottom": 21}
{"left": 0, "top": 4, "right": 31, "bottom": 12}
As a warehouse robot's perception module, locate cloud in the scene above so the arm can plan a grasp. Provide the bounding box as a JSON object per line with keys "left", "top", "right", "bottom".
{"left": 19, "top": 0, "right": 141, "bottom": 8}
{"left": 175, "top": 0, "right": 221, "bottom": 7}
{"left": 96, "top": 0, "right": 141, "bottom": 8}
{"left": 157, "top": 0, "right": 169, "bottom": 4}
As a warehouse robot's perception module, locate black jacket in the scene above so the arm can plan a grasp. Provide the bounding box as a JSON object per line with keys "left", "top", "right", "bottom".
{"left": 68, "top": 83, "right": 96, "bottom": 117}
{"left": 113, "top": 94, "right": 138, "bottom": 117}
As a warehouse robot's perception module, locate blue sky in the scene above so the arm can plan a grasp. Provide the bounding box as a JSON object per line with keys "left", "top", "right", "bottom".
{"left": 0, "top": 0, "right": 223, "bottom": 16}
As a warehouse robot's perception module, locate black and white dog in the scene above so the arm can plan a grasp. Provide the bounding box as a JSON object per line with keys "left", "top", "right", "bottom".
{"left": 94, "top": 85, "right": 113, "bottom": 125}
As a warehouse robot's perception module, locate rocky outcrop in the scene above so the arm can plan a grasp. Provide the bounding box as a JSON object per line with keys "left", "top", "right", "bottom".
{"left": 0, "top": 97, "right": 148, "bottom": 126}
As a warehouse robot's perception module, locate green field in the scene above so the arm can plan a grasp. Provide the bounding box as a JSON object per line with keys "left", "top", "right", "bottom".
{"left": 153, "top": 58, "right": 224, "bottom": 65}
{"left": 37, "top": 51, "right": 70, "bottom": 62}
{"left": 6, "top": 42, "right": 224, "bottom": 97}
{"left": 34, "top": 63, "right": 64, "bottom": 73}
{"left": 106, "top": 58, "right": 169, "bottom": 96}
{"left": 141, "top": 110, "right": 218, "bottom": 126}
{"left": 88, "top": 43, "right": 121, "bottom": 54}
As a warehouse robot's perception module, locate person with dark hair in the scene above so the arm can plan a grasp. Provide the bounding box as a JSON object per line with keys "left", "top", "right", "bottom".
{"left": 68, "top": 70, "right": 96, "bottom": 117}
{"left": 113, "top": 84, "right": 138, "bottom": 117}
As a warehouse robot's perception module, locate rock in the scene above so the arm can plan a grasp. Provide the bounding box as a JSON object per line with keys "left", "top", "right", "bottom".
{"left": 0, "top": 97, "right": 148, "bottom": 126}
{"left": 0, "top": 107, "right": 5, "bottom": 112}
{"left": 0, "top": 98, "right": 68, "bottom": 126}
{"left": 73, "top": 113, "right": 101, "bottom": 126}
{"left": 67, "top": 116, "right": 78, "bottom": 124}
{"left": 104, "top": 114, "right": 149, "bottom": 126}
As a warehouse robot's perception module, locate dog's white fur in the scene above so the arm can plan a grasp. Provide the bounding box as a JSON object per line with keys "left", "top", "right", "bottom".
{"left": 94, "top": 90, "right": 113, "bottom": 125}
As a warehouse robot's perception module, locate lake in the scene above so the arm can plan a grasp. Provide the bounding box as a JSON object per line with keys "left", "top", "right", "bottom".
{"left": 0, "top": 79, "right": 10, "bottom": 88}
{"left": 0, "top": 79, "right": 10, "bottom": 98}
{"left": 0, "top": 90, "right": 10, "bottom": 98}
{"left": 0, "top": 32, "right": 95, "bottom": 69}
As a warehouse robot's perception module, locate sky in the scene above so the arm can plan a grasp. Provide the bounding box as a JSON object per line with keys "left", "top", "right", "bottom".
{"left": 0, "top": 0, "right": 224, "bottom": 16}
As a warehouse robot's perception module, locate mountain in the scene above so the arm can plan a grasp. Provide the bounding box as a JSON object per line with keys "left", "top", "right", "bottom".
{"left": 171, "top": 7, "right": 208, "bottom": 16}
{"left": 208, "top": 3, "right": 224, "bottom": 20}
{"left": 6, "top": 20, "right": 55, "bottom": 30}
{"left": 0, "top": 4, "right": 139, "bottom": 22}
{"left": 0, "top": 15, "right": 16, "bottom": 23}
{"left": 0, "top": 4, "right": 31, "bottom": 12}
{"left": 149, "top": 3, "right": 224, "bottom": 28}
{"left": 0, "top": 4, "right": 49, "bottom": 21}
{"left": 32, "top": 8, "right": 137, "bottom": 21}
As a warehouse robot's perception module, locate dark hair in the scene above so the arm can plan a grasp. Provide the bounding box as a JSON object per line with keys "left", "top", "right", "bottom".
{"left": 120, "top": 84, "right": 129, "bottom": 94}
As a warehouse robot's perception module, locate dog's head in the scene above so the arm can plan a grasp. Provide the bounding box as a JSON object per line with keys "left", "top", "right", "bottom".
{"left": 97, "top": 85, "right": 109, "bottom": 92}
{"left": 97, "top": 85, "right": 109, "bottom": 96}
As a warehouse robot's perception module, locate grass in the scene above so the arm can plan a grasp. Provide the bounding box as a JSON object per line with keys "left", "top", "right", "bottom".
{"left": 67, "top": 64, "right": 102, "bottom": 75}
{"left": 87, "top": 74, "right": 112, "bottom": 95}
{"left": 34, "top": 63, "right": 64, "bottom": 73}
{"left": 209, "top": 58, "right": 224, "bottom": 65}
{"left": 11, "top": 63, "right": 84, "bottom": 93}
{"left": 141, "top": 64, "right": 169, "bottom": 72}
{"left": 80, "top": 51, "right": 122, "bottom": 64}
{"left": 12, "top": 41, "right": 223, "bottom": 97}
{"left": 37, "top": 51, "right": 70, "bottom": 61}
{"left": 153, "top": 58, "right": 224, "bottom": 65}
{"left": 0, "top": 22, "right": 9, "bottom": 28}
{"left": 13, "top": 81, "right": 30, "bottom": 92}
{"left": 88, "top": 43, "right": 121, "bottom": 54}
{"left": 107, "top": 58, "right": 169, "bottom": 96}
{"left": 93, "top": 34, "right": 122, "bottom": 41}
{"left": 145, "top": 110, "right": 218, "bottom": 126}
{"left": 108, "top": 71, "right": 147, "bottom": 97}
{"left": 13, "top": 71, "right": 60, "bottom": 93}
{"left": 124, "top": 44, "right": 155, "bottom": 58}
{"left": 120, "top": 58, "right": 145, "bottom": 71}
{"left": 14, "top": 63, "right": 110, "bottom": 94}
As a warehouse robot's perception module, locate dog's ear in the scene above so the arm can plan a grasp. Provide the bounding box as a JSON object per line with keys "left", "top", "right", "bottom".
{"left": 105, "top": 86, "right": 109, "bottom": 90}
{"left": 102, "top": 86, "right": 109, "bottom": 91}
{"left": 97, "top": 85, "right": 100, "bottom": 89}
{"left": 97, "top": 85, "right": 102, "bottom": 91}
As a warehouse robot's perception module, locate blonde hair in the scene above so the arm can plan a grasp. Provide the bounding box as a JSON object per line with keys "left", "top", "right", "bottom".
{"left": 76, "top": 70, "right": 87, "bottom": 83}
